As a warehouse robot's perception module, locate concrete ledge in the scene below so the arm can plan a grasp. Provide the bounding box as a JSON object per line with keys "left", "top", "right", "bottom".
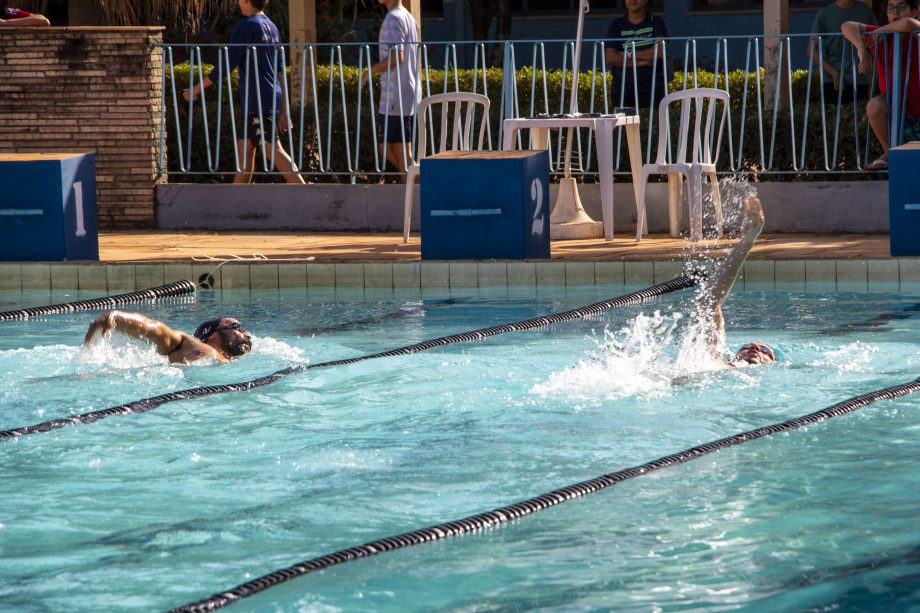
{"left": 157, "top": 181, "right": 889, "bottom": 234}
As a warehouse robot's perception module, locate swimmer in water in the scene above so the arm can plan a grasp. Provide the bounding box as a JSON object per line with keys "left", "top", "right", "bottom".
{"left": 696, "top": 194, "right": 776, "bottom": 367}
{"left": 83, "top": 311, "right": 252, "bottom": 364}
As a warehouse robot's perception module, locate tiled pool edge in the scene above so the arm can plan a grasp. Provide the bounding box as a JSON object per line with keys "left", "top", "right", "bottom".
{"left": 1, "top": 260, "right": 919, "bottom": 292}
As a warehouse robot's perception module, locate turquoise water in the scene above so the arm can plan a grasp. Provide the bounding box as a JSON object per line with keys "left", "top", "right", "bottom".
{"left": 1, "top": 285, "right": 919, "bottom": 611}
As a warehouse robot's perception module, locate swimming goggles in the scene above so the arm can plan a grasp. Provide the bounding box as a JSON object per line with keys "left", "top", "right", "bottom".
{"left": 195, "top": 320, "right": 246, "bottom": 342}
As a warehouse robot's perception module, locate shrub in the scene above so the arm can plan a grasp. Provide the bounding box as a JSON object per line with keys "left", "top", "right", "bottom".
{"left": 162, "top": 62, "right": 880, "bottom": 183}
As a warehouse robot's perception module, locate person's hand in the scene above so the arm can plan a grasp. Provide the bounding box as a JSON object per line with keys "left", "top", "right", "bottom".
{"left": 84, "top": 311, "right": 117, "bottom": 345}
{"left": 278, "top": 113, "right": 290, "bottom": 133}
{"left": 828, "top": 67, "right": 840, "bottom": 91}
{"left": 182, "top": 88, "right": 195, "bottom": 102}
{"left": 360, "top": 69, "right": 370, "bottom": 86}
{"left": 740, "top": 195, "right": 765, "bottom": 235}
{"left": 856, "top": 45, "right": 872, "bottom": 74}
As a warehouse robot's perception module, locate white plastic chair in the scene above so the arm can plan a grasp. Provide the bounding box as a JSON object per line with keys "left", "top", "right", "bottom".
{"left": 635, "top": 88, "right": 729, "bottom": 242}
{"left": 403, "top": 92, "right": 491, "bottom": 243}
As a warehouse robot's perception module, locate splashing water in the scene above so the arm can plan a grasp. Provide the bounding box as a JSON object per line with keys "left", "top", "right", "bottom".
{"left": 535, "top": 176, "right": 763, "bottom": 401}
{"left": 77, "top": 334, "right": 176, "bottom": 372}
{"left": 805, "top": 341, "right": 878, "bottom": 372}
{"left": 533, "top": 311, "right": 684, "bottom": 401}
{"left": 249, "top": 335, "right": 308, "bottom": 365}
{"left": 705, "top": 176, "right": 758, "bottom": 237}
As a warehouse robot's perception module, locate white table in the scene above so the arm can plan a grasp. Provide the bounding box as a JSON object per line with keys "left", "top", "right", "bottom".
{"left": 502, "top": 114, "right": 642, "bottom": 240}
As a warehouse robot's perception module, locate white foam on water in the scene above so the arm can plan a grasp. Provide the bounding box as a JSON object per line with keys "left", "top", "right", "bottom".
{"left": 77, "top": 335, "right": 177, "bottom": 372}
{"left": 532, "top": 311, "right": 684, "bottom": 401}
{"left": 804, "top": 341, "right": 879, "bottom": 372}
{"left": 249, "top": 335, "right": 309, "bottom": 364}
{"left": 534, "top": 176, "right": 764, "bottom": 402}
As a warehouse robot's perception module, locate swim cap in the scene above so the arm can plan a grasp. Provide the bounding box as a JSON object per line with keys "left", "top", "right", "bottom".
{"left": 194, "top": 318, "right": 223, "bottom": 341}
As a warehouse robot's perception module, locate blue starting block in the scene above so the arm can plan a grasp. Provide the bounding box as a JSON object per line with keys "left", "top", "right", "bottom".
{"left": 889, "top": 142, "right": 920, "bottom": 256}
{"left": 0, "top": 153, "right": 99, "bottom": 261}
{"left": 420, "top": 150, "right": 550, "bottom": 260}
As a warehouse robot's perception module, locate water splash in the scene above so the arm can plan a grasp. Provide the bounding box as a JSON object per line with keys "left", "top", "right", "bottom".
{"left": 534, "top": 176, "right": 762, "bottom": 401}
{"left": 532, "top": 311, "right": 683, "bottom": 401}
{"left": 676, "top": 175, "right": 761, "bottom": 373}
{"left": 805, "top": 341, "right": 878, "bottom": 372}
{"left": 250, "top": 335, "right": 308, "bottom": 364}
{"left": 706, "top": 176, "right": 758, "bottom": 237}
{"left": 77, "top": 335, "right": 175, "bottom": 371}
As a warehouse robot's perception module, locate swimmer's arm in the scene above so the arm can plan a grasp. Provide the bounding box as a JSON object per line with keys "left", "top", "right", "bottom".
{"left": 872, "top": 17, "right": 920, "bottom": 34}
{"left": 83, "top": 311, "right": 185, "bottom": 356}
{"left": 705, "top": 196, "right": 764, "bottom": 312}
{"left": 698, "top": 196, "right": 763, "bottom": 354}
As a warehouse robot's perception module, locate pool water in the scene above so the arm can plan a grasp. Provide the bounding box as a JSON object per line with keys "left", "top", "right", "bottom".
{"left": 1, "top": 285, "right": 919, "bottom": 611}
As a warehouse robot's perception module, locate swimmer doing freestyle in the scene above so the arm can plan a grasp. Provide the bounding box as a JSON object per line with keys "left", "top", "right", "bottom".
{"left": 83, "top": 312, "right": 252, "bottom": 364}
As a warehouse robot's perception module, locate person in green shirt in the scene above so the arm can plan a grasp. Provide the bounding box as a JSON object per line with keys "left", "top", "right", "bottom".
{"left": 807, "top": 0, "right": 878, "bottom": 103}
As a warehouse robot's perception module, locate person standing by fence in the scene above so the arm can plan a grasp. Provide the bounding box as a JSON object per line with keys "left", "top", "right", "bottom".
{"left": 808, "top": 0, "right": 877, "bottom": 103}
{"left": 183, "top": 0, "right": 304, "bottom": 184}
{"left": 842, "top": 0, "right": 920, "bottom": 170}
{"left": 604, "top": 0, "right": 669, "bottom": 111}
{"left": 361, "top": 0, "right": 421, "bottom": 182}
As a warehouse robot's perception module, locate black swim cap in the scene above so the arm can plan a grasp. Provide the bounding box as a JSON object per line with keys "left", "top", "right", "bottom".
{"left": 194, "top": 318, "right": 223, "bottom": 341}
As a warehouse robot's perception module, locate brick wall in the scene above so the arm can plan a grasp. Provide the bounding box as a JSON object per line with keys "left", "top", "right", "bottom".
{"left": 0, "top": 27, "right": 163, "bottom": 229}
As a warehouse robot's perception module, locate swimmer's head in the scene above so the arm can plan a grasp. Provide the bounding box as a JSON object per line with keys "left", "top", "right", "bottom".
{"left": 733, "top": 341, "right": 775, "bottom": 365}
{"left": 194, "top": 317, "right": 252, "bottom": 358}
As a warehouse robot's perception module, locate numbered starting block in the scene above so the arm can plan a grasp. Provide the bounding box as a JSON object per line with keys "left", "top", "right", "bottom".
{"left": 420, "top": 150, "right": 550, "bottom": 260}
{"left": 889, "top": 141, "right": 920, "bottom": 256}
{"left": 0, "top": 153, "right": 99, "bottom": 261}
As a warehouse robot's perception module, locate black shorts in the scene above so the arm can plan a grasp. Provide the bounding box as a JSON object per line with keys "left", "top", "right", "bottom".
{"left": 376, "top": 114, "right": 414, "bottom": 144}
{"left": 820, "top": 82, "right": 871, "bottom": 105}
{"left": 245, "top": 112, "right": 278, "bottom": 148}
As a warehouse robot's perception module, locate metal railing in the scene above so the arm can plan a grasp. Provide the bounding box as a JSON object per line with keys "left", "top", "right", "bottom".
{"left": 158, "top": 31, "right": 918, "bottom": 181}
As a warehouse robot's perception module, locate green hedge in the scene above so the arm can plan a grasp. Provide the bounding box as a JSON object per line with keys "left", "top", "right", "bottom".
{"left": 163, "top": 62, "right": 880, "bottom": 182}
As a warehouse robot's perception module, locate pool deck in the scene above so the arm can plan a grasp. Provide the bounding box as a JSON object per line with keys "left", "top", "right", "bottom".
{"left": 99, "top": 231, "right": 890, "bottom": 262}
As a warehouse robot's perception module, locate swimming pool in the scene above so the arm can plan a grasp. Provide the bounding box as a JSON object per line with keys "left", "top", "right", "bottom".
{"left": 1, "top": 284, "right": 919, "bottom": 611}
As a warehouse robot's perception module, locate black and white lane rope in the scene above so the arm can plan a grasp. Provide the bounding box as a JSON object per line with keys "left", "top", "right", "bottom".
{"left": 0, "top": 275, "right": 695, "bottom": 441}
{"left": 0, "top": 280, "right": 197, "bottom": 321}
{"left": 169, "top": 376, "right": 920, "bottom": 613}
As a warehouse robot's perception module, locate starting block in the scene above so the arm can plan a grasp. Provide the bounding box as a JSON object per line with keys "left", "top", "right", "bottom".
{"left": 0, "top": 153, "right": 99, "bottom": 261}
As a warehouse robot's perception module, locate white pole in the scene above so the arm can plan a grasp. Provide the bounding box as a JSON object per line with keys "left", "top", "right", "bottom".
{"left": 564, "top": 0, "right": 589, "bottom": 177}
{"left": 568, "top": 0, "right": 589, "bottom": 116}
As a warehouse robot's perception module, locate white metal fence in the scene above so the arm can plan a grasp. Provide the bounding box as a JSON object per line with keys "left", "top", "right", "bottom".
{"left": 159, "top": 31, "right": 918, "bottom": 181}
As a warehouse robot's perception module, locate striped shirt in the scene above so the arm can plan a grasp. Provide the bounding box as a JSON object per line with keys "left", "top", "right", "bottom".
{"left": 605, "top": 13, "right": 668, "bottom": 52}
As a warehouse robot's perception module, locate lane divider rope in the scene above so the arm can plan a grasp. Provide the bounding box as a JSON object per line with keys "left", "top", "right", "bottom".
{"left": 170, "top": 376, "right": 920, "bottom": 612}
{"left": 0, "top": 276, "right": 695, "bottom": 441}
{"left": 0, "top": 280, "right": 197, "bottom": 321}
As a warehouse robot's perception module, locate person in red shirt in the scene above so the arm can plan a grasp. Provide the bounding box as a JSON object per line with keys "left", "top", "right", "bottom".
{"left": 842, "top": 1, "right": 920, "bottom": 169}
{"left": 0, "top": 7, "right": 50, "bottom": 26}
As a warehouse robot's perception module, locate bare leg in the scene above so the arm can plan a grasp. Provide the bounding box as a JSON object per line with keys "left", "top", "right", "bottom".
{"left": 0, "top": 14, "right": 50, "bottom": 27}
{"left": 867, "top": 95, "right": 889, "bottom": 160}
{"left": 384, "top": 142, "right": 411, "bottom": 183}
{"left": 234, "top": 138, "right": 256, "bottom": 184}
{"left": 264, "top": 141, "right": 305, "bottom": 184}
